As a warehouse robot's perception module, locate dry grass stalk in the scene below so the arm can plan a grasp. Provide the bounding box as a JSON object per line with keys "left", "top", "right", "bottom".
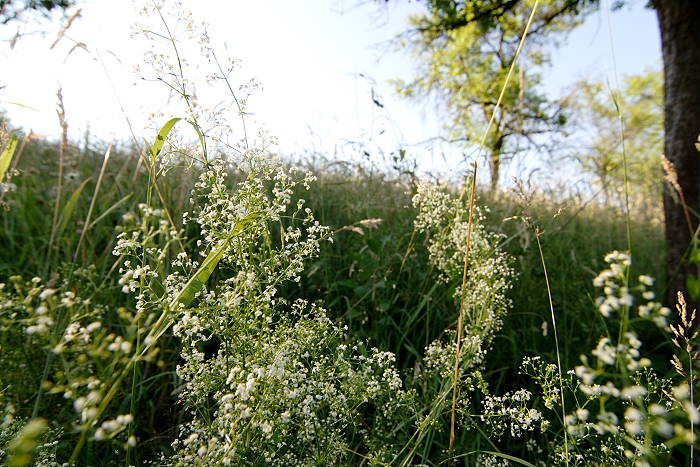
{"left": 47, "top": 88, "right": 69, "bottom": 263}
{"left": 334, "top": 218, "right": 383, "bottom": 236}
{"left": 450, "top": 162, "right": 478, "bottom": 455}
{"left": 671, "top": 291, "right": 698, "bottom": 355}
{"left": 670, "top": 291, "right": 698, "bottom": 466}
{"left": 73, "top": 144, "right": 112, "bottom": 262}
{"left": 662, "top": 154, "right": 694, "bottom": 237}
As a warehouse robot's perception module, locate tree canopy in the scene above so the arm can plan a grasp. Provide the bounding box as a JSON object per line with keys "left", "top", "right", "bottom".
{"left": 393, "top": 0, "right": 596, "bottom": 190}
{"left": 571, "top": 68, "right": 663, "bottom": 211}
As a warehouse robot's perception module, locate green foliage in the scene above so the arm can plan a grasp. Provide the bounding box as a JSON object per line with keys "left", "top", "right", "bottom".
{"left": 394, "top": 0, "right": 586, "bottom": 189}
{"left": 570, "top": 68, "right": 664, "bottom": 211}
{"left": 0, "top": 133, "right": 17, "bottom": 184}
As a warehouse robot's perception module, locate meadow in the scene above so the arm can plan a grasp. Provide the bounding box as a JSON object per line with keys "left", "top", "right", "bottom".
{"left": 0, "top": 4, "right": 697, "bottom": 467}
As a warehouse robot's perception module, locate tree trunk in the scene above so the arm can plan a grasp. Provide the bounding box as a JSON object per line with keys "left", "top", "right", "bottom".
{"left": 652, "top": 0, "right": 700, "bottom": 305}
{"left": 489, "top": 151, "right": 501, "bottom": 192}
{"left": 489, "top": 135, "right": 504, "bottom": 192}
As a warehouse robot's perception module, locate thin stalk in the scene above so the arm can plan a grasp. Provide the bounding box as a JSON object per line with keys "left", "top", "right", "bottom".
{"left": 459, "top": 0, "right": 540, "bottom": 202}
{"left": 449, "top": 162, "right": 478, "bottom": 456}
{"left": 210, "top": 50, "right": 250, "bottom": 152}
{"left": 46, "top": 89, "right": 69, "bottom": 273}
{"left": 605, "top": 0, "right": 633, "bottom": 259}
{"left": 73, "top": 144, "right": 112, "bottom": 262}
{"left": 605, "top": 0, "right": 635, "bottom": 375}
{"left": 155, "top": 6, "right": 209, "bottom": 162}
{"left": 689, "top": 350, "right": 694, "bottom": 466}
{"left": 535, "top": 231, "right": 568, "bottom": 466}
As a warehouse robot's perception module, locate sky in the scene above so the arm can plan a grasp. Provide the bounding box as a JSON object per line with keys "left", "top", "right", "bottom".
{"left": 0, "top": 0, "right": 661, "bottom": 181}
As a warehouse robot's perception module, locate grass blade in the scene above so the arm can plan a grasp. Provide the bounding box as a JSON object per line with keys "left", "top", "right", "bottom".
{"left": 69, "top": 210, "right": 261, "bottom": 464}
{"left": 55, "top": 177, "right": 91, "bottom": 239}
{"left": 74, "top": 145, "right": 112, "bottom": 261}
{"left": 149, "top": 117, "right": 206, "bottom": 167}
{"left": 450, "top": 162, "right": 478, "bottom": 454}
{"left": 87, "top": 193, "right": 132, "bottom": 229}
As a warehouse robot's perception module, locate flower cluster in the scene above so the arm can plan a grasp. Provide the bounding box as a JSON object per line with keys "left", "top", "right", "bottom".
{"left": 524, "top": 252, "right": 696, "bottom": 466}
{"left": 481, "top": 389, "right": 544, "bottom": 438}
{"left": 163, "top": 153, "right": 421, "bottom": 466}
{"left": 412, "top": 182, "right": 514, "bottom": 372}
{"left": 593, "top": 251, "right": 670, "bottom": 327}
{"left": 0, "top": 273, "right": 150, "bottom": 453}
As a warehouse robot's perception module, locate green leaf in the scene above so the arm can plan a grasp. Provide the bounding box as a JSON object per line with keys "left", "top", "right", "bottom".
{"left": 686, "top": 275, "right": 700, "bottom": 300}
{"left": 688, "top": 245, "right": 700, "bottom": 264}
{"left": 0, "top": 133, "right": 19, "bottom": 183}
{"left": 170, "top": 210, "right": 261, "bottom": 308}
{"left": 149, "top": 117, "right": 207, "bottom": 166}
{"left": 6, "top": 418, "right": 48, "bottom": 467}
{"left": 187, "top": 120, "right": 207, "bottom": 163}
{"left": 88, "top": 193, "right": 132, "bottom": 229}
{"left": 56, "top": 178, "right": 91, "bottom": 239}
{"left": 150, "top": 117, "right": 182, "bottom": 163}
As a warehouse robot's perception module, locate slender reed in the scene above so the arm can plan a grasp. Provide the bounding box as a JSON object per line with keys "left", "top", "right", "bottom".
{"left": 604, "top": 0, "right": 633, "bottom": 258}
{"left": 46, "top": 89, "right": 69, "bottom": 272}
{"left": 449, "top": 161, "right": 478, "bottom": 455}
{"left": 459, "top": 0, "right": 540, "bottom": 202}
{"left": 73, "top": 144, "right": 112, "bottom": 261}
{"left": 535, "top": 230, "right": 569, "bottom": 466}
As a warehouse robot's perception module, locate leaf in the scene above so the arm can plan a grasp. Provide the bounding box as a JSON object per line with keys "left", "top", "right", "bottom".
{"left": 150, "top": 117, "right": 181, "bottom": 163}
{"left": 56, "top": 178, "right": 91, "bottom": 238}
{"left": 6, "top": 418, "right": 48, "bottom": 467}
{"left": 686, "top": 274, "right": 700, "bottom": 301}
{"left": 87, "top": 193, "right": 132, "bottom": 229}
{"left": 688, "top": 245, "right": 700, "bottom": 264}
{"left": 0, "top": 133, "right": 19, "bottom": 183}
{"left": 170, "top": 210, "right": 261, "bottom": 308}
{"left": 149, "top": 117, "right": 207, "bottom": 166}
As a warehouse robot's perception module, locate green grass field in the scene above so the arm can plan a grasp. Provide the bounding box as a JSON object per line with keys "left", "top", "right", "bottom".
{"left": 2, "top": 126, "right": 694, "bottom": 467}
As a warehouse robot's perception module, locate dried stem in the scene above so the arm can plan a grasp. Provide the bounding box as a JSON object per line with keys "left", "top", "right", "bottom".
{"left": 662, "top": 155, "right": 695, "bottom": 237}
{"left": 46, "top": 88, "right": 69, "bottom": 272}
{"left": 449, "top": 161, "right": 478, "bottom": 455}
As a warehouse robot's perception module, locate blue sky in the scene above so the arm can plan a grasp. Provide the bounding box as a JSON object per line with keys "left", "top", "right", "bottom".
{"left": 0, "top": 0, "right": 661, "bottom": 178}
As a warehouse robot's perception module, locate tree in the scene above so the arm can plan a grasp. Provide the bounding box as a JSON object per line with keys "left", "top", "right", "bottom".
{"left": 396, "top": 0, "right": 700, "bottom": 305}
{"left": 652, "top": 0, "right": 700, "bottom": 305}
{"left": 394, "top": 0, "right": 580, "bottom": 190}
{"left": 571, "top": 68, "right": 663, "bottom": 212}
{"left": 0, "top": 0, "right": 73, "bottom": 25}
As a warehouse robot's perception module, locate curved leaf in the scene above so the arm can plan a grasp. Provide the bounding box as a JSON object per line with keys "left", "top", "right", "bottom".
{"left": 171, "top": 210, "right": 262, "bottom": 308}
{"left": 56, "top": 177, "right": 91, "bottom": 239}
{"left": 150, "top": 117, "right": 181, "bottom": 162}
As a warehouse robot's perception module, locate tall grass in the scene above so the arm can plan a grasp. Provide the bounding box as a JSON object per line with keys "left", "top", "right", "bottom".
{"left": 3, "top": 116, "right": 696, "bottom": 466}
